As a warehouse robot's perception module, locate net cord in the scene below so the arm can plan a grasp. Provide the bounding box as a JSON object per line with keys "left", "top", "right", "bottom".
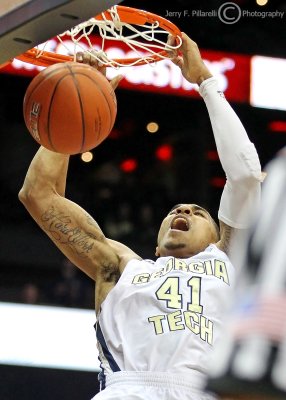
{"left": 34, "top": 6, "right": 182, "bottom": 68}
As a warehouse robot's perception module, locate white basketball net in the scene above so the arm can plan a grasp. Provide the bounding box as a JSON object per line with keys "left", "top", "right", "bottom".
{"left": 37, "top": 6, "right": 182, "bottom": 68}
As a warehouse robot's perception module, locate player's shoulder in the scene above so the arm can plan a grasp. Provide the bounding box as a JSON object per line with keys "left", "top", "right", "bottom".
{"left": 107, "top": 238, "right": 142, "bottom": 273}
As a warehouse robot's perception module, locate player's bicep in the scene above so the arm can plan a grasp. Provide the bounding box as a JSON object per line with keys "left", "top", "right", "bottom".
{"left": 22, "top": 194, "right": 119, "bottom": 280}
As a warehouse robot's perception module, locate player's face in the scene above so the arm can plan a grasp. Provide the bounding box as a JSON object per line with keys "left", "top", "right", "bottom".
{"left": 156, "top": 204, "right": 219, "bottom": 258}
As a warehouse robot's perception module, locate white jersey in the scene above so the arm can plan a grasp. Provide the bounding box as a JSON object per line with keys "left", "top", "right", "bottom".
{"left": 96, "top": 244, "right": 235, "bottom": 392}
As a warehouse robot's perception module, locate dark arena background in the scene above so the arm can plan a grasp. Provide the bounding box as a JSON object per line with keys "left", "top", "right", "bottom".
{"left": 0, "top": 0, "right": 285, "bottom": 399}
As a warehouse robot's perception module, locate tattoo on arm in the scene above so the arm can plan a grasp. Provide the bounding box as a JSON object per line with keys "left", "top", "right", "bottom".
{"left": 41, "top": 206, "right": 100, "bottom": 257}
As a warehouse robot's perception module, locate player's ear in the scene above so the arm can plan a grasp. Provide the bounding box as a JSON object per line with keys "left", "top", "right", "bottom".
{"left": 155, "top": 246, "right": 160, "bottom": 257}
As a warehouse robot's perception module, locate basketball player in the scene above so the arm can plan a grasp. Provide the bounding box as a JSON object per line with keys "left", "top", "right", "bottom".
{"left": 19, "top": 33, "right": 264, "bottom": 400}
{"left": 206, "top": 147, "right": 286, "bottom": 400}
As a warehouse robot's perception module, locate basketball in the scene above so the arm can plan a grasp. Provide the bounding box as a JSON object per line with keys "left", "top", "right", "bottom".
{"left": 23, "top": 62, "right": 117, "bottom": 154}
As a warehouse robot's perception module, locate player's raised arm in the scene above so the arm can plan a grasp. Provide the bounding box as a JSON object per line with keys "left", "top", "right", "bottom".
{"left": 18, "top": 146, "right": 121, "bottom": 282}
{"left": 171, "top": 33, "right": 264, "bottom": 254}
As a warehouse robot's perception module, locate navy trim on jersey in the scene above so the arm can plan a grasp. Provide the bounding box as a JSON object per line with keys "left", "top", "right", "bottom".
{"left": 98, "top": 368, "right": 106, "bottom": 391}
{"left": 96, "top": 321, "right": 121, "bottom": 389}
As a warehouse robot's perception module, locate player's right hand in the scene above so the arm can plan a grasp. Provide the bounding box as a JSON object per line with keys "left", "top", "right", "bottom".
{"left": 76, "top": 51, "right": 123, "bottom": 90}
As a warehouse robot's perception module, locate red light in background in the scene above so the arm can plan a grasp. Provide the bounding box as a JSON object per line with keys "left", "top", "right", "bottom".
{"left": 206, "top": 150, "right": 219, "bottom": 161}
{"left": 155, "top": 144, "right": 173, "bottom": 161}
{"left": 109, "top": 128, "right": 121, "bottom": 139}
{"left": 120, "top": 158, "right": 138, "bottom": 173}
{"left": 210, "top": 177, "right": 226, "bottom": 188}
{"left": 268, "top": 121, "right": 286, "bottom": 133}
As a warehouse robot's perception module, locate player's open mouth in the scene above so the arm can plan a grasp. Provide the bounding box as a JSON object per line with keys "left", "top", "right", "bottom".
{"left": 170, "top": 216, "right": 189, "bottom": 231}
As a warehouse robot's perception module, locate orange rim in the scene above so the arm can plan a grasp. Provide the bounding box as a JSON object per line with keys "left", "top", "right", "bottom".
{"left": 14, "top": 5, "right": 182, "bottom": 67}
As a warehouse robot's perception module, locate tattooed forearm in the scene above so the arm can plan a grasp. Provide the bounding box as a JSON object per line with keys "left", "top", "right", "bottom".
{"left": 85, "top": 213, "right": 101, "bottom": 230}
{"left": 41, "top": 206, "right": 98, "bottom": 256}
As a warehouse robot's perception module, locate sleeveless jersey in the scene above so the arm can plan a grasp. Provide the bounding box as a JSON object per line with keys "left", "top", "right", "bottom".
{"left": 96, "top": 244, "right": 235, "bottom": 390}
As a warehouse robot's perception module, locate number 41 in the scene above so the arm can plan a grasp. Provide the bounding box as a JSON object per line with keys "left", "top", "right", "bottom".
{"left": 155, "top": 276, "right": 203, "bottom": 313}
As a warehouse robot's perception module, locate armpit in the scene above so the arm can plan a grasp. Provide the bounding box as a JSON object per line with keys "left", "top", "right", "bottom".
{"left": 101, "top": 262, "right": 121, "bottom": 283}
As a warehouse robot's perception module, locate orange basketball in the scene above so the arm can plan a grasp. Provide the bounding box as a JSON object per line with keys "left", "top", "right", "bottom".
{"left": 23, "top": 62, "right": 117, "bottom": 154}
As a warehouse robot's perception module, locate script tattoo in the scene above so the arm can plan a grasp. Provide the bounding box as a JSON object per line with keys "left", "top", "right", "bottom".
{"left": 41, "top": 206, "right": 95, "bottom": 256}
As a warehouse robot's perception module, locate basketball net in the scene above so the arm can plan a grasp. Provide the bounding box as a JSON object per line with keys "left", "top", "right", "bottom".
{"left": 15, "top": 6, "right": 182, "bottom": 68}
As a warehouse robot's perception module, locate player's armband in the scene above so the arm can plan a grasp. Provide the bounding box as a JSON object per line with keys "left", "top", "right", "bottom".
{"left": 218, "top": 181, "right": 259, "bottom": 229}
{"left": 199, "top": 77, "right": 264, "bottom": 228}
{"left": 232, "top": 142, "right": 263, "bottom": 183}
{"left": 218, "top": 143, "right": 264, "bottom": 228}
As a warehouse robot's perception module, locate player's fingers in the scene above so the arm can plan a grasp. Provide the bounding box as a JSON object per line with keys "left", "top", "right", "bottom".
{"left": 97, "top": 63, "right": 107, "bottom": 77}
{"left": 76, "top": 51, "right": 107, "bottom": 75}
{"left": 109, "top": 75, "right": 123, "bottom": 90}
{"left": 167, "top": 34, "right": 176, "bottom": 47}
{"left": 76, "top": 51, "right": 92, "bottom": 64}
{"left": 166, "top": 34, "right": 178, "bottom": 59}
{"left": 76, "top": 51, "right": 99, "bottom": 66}
{"left": 170, "top": 55, "right": 184, "bottom": 69}
{"left": 180, "top": 32, "right": 200, "bottom": 62}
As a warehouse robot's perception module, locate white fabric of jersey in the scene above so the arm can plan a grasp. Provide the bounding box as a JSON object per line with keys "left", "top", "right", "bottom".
{"left": 95, "top": 244, "right": 235, "bottom": 398}
{"left": 199, "top": 77, "right": 263, "bottom": 229}
{"left": 92, "top": 371, "right": 217, "bottom": 400}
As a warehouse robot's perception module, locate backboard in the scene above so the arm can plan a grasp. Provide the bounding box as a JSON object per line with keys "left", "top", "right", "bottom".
{"left": 0, "top": 0, "right": 122, "bottom": 65}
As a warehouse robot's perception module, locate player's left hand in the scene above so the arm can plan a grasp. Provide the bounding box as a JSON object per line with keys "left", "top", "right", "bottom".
{"left": 168, "top": 32, "right": 213, "bottom": 85}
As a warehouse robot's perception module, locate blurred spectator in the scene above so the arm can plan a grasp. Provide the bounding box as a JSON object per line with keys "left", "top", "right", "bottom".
{"left": 49, "top": 259, "right": 94, "bottom": 308}
{"left": 207, "top": 147, "right": 286, "bottom": 399}
{"left": 21, "top": 283, "right": 40, "bottom": 304}
{"left": 104, "top": 202, "right": 135, "bottom": 240}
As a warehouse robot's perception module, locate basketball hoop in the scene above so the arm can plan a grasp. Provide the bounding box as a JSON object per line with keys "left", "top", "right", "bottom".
{"left": 14, "top": 6, "right": 182, "bottom": 68}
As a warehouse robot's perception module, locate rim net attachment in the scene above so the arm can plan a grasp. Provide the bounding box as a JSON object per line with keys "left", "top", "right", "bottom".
{"left": 15, "top": 5, "right": 182, "bottom": 68}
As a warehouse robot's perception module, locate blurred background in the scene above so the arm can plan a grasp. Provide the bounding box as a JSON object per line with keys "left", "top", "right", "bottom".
{"left": 0, "top": 0, "right": 285, "bottom": 398}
